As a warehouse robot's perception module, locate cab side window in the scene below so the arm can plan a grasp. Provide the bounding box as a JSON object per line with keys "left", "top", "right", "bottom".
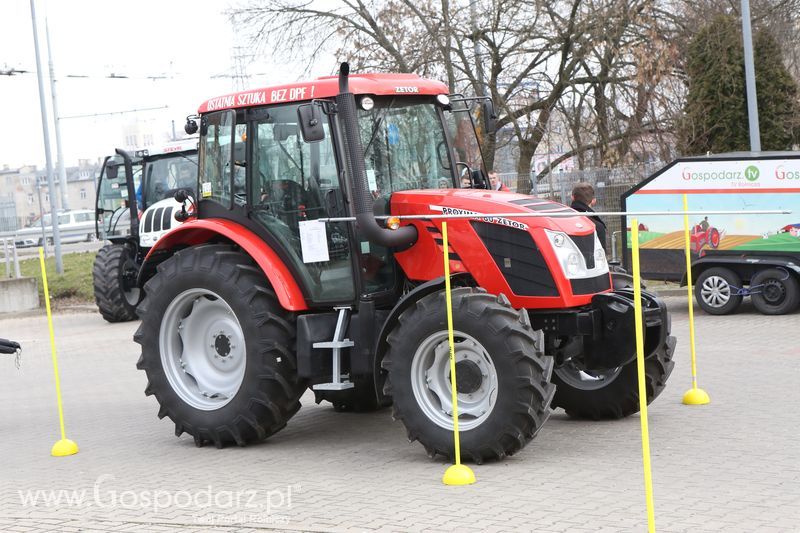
{"left": 199, "top": 110, "right": 235, "bottom": 206}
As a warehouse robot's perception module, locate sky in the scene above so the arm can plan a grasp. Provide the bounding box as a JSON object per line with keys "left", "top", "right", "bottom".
{"left": 0, "top": 0, "right": 337, "bottom": 170}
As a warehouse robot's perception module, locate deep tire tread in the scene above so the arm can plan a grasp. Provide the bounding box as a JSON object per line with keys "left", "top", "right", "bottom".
{"left": 135, "top": 244, "right": 305, "bottom": 448}
{"left": 383, "top": 287, "right": 554, "bottom": 463}
{"left": 93, "top": 244, "right": 140, "bottom": 322}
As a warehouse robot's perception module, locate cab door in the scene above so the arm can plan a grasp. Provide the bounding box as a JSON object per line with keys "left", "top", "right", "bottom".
{"left": 248, "top": 103, "right": 356, "bottom": 304}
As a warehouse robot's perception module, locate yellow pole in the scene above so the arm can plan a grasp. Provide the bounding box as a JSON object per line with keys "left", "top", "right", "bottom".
{"left": 631, "top": 220, "right": 656, "bottom": 533}
{"left": 681, "top": 195, "right": 711, "bottom": 405}
{"left": 39, "top": 248, "right": 79, "bottom": 457}
{"left": 441, "top": 222, "right": 475, "bottom": 486}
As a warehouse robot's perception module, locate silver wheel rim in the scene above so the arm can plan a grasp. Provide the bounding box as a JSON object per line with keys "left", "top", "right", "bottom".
{"left": 410, "top": 330, "right": 498, "bottom": 431}
{"left": 701, "top": 275, "right": 731, "bottom": 307}
{"left": 159, "top": 288, "right": 246, "bottom": 410}
{"left": 555, "top": 362, "right": 622, "bottom": 391}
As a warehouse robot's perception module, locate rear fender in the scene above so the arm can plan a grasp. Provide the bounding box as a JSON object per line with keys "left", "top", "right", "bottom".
{"left": 139, "top": 219, "right": 308, "bottom": 311}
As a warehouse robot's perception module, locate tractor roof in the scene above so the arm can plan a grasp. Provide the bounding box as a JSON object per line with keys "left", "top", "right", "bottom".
{"left": 198, "top": 73, "right": 449, "bottom": 114}
{"left": 132, "top": 138, "right": 198, "bottom": 159}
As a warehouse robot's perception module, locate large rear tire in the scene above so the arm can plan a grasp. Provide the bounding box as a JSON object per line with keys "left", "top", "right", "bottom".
{"left": 93, "top": 243, "right": 141, "bottom": 322}
{"left": 134, "top": 244, "right": 305, "bottom": 447}
{"left": 552, "top": 334, "right": 676, "bottom": 420}
{"left": 383, "top": 288, "right": 554, "bottom": 463}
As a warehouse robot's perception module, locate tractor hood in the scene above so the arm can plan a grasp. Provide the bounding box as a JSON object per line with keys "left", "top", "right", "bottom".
{"left": 390, "top": 188, "right": 610, "bottom": 310}
{"left": 390, "top": 188, "right": 595, "bottom": 235}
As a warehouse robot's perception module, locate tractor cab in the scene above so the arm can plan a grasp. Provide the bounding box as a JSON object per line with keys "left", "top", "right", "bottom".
{"left": 188, "top": 74, "right": 491, "bottom": 306}
{"left": 95, "top": 141, "right": 198, "bottom": 244}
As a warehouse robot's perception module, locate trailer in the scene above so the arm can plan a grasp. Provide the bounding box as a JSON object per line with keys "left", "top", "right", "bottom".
{"left": 622, "top": 152, "right": 800, "bottom": 315}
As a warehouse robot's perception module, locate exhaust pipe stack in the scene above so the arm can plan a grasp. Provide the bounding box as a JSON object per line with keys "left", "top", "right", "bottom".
{"left": 335, "top": 63, "right": 417, "bottom": 248}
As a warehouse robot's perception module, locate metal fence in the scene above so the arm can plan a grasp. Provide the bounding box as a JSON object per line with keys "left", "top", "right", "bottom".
{"left": 497, "top": 161, "right": 663, "bottom": 256}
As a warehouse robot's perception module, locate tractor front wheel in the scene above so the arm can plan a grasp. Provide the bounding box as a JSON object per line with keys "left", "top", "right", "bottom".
{"left": 552, "top": 334, "right": 675, "bottom": 419}
{"left": 92, "top": 243, "right": 141, "bottom": 322}
{"left": 134, "top": 244, "right": 305, "bottom": 447}
{"left": 383, "top": 288, "right": 554, "bottom": 463}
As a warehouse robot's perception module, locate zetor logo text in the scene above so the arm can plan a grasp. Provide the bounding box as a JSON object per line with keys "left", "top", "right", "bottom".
{"left": 681, "top": 165, "right": 760, "bottom": 182}
{"left": 395, "top": 86, "right": 420, "bottom": 93}
{"left": 776, "top": 165, "right": 800, "bottom": 180}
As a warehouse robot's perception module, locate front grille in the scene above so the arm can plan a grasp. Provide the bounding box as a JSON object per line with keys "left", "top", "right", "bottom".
{"left": 161, "top": 206, "right": 173, "bottom": 230}
{"left": 471, "top": 221, "right": 558, "bottom": 297}
{"left": 570, "top": 273, "right": 611, "bottom": 294}
{"left": 142, "top": 210, "right": 155, "bottom": 233}
{"left": 570, "top": 233, "right": 595, "bottom": 269}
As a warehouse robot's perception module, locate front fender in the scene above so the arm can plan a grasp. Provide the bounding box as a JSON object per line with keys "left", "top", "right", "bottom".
{"left": 140, "top": 218, "right": 308, "bottom": 311}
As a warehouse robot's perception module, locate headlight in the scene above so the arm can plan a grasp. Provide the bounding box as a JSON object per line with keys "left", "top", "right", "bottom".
{"left": 545, "top": 230, "right": 589, "bottom": 279}
{"left": 594, "top": 233, "right": 607, "bottom": 268}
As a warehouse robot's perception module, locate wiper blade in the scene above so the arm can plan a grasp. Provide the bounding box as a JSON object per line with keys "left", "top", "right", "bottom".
{"left": 363, "top": 97, "right": 396, "bottom": 155}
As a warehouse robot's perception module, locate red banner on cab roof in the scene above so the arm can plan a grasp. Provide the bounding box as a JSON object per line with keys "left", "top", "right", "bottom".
{"left": 197, "top": 73, "right": 449, "bottom": 114}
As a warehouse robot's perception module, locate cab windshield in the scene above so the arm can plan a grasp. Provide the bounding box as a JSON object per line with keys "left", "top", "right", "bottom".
{"left": 141, "top": 153, "right": 198, "bottom": 209}
{"left": 358, "top": 98, "right": 455, "bottom": 199}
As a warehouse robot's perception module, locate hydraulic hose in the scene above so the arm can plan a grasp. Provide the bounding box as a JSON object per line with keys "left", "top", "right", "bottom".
{"left": 335, "top": 63, "right": 417, "bottom": 248}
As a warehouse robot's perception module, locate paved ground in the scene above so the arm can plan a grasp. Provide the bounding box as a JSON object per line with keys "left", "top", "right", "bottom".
{"left": 0, "top": 298, "right": 798, "bottom": 532}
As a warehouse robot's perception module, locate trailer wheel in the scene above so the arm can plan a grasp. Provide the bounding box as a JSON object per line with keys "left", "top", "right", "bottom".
{"left": 93, "top": 243, "right": 141, "bottom": 322}
{"left": 134, "top": 244, "right": 305, "bottom": 447}
{"left": 750, "top": 268, "right": 800, "bottom": 315}
{"left": 383, "top": 288, "right": 554, "bottom": 463}
{"left": 695, "top": 267, "right": 742, "bottom": 315}
{"left": 552, "top": 334, "right": 676, "bottom": 420}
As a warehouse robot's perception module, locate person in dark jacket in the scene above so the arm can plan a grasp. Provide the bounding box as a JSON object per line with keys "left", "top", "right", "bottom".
{"left": 570, "top": 182, "right": 607, "bottom": 251}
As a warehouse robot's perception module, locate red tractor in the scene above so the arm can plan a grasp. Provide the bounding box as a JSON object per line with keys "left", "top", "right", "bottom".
{"left": 690, "top": 223, "right": 721, "bottom": 253}
{"left": 134, "top": 64, "right": 675, "bottom": 462}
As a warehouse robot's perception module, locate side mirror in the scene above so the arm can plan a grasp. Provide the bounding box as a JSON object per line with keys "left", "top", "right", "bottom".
{"left": 185, "top": 119, "right": 198, "bottom": 135}
{"left": 482, "top": 99, "right": 497, "bottom": 134}
{"left": 297, "top": 103, "right": 325, "bottom": 143}
{"left": 106, "top": 163, "right": 119, "bottom": 180}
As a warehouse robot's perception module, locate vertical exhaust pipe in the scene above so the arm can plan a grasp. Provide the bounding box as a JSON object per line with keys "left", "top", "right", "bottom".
{"left": 335, "top": 63, "right": 417, "bottom": 248}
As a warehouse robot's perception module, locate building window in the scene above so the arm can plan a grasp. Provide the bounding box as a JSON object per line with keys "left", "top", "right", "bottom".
{"left": 27, "top": 193, "right": 33, "bottom": 205}
{"left": 80, "top": 188, "right": 87, "bottom": 199}
{"left": 22, "top": 177, "right": 31, "bottom": 185}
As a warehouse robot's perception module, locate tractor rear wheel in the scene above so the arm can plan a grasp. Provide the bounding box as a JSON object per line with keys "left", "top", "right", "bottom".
{"left": 383, "top": 288, "right": 554, "bottom": 463}
{"left": 93, "top": 243, "right": 141, "bottom": 322}
{"left": 552, "top": 334, "right": 675, "bottom": 420}
{"left": 751, "top": 268, "right": 800, "bottom": 315}
{"left": 135, "top": 244, "right": 305, "bottom": 447}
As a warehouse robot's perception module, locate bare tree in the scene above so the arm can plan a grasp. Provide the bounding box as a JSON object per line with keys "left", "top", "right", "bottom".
{"left": 230, "top": 0, "right": 796, "bottom": 189}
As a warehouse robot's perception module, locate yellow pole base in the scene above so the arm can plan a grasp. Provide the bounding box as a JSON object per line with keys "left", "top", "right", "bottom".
{"left": 682, "top": 387, "right": 710, "bottom": 405}
{"left": 442, "top": 464, "right": 476, "bottom": 486}
{"left": 51, "top": 439, "right": 79, "bottom": 457}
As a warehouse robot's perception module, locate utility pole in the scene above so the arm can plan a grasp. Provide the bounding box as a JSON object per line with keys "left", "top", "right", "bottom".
{"left": 469, "top": 0, "right": 487, "bottom": 97}
{"left": 36, "top": 185, "right": 49, "bottom": 257}
{"left": 30, "top": 0, "right": 63, "bottom": 273}
{"left": 741, "top": 0, "right": 761, "bottom": 151}
{"left": 45, "top": 16, "right": 70, "bottom": 211}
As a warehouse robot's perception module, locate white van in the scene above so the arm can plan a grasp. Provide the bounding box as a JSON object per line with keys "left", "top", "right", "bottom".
{"left": 15, "top": 209, "right": 97, "bottom": 247}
